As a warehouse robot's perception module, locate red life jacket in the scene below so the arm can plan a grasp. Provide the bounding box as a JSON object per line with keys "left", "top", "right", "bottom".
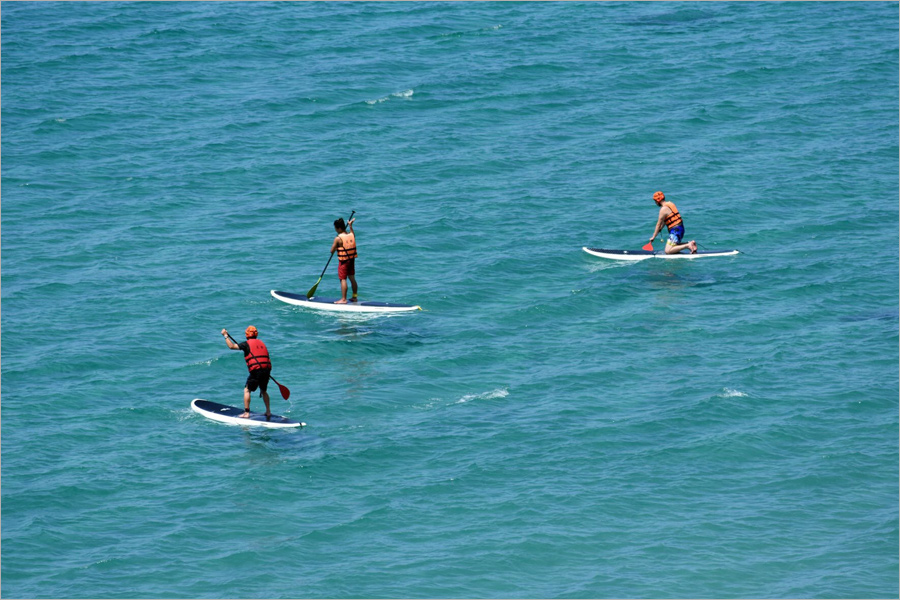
{"left": 244, "top": 338, "right": 271, "bottom": 372}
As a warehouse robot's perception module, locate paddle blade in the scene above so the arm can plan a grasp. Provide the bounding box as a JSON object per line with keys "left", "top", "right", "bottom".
{"left": 642, "top": 242, "right": 654, "bottom": 251}
{"left": 306, "top": 278, "right": 322, "bottom": 299}
{"left": 272, "top": 377, "right": 290, "bottom": 400}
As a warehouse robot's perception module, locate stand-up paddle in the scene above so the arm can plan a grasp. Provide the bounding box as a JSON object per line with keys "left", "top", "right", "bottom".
{"left": 224, "top": 332, "right": 290, "bottom": 400}
{"left": 642, "top": 241, "right": 655, "bottom": 251}
{"left": 307, "top": 210, "right": 355, "bottom": 299}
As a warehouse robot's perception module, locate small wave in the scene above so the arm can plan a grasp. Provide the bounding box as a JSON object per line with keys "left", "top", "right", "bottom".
{"left": 413, "top": 399, "right": 439, "bottom": 410}
{"left": 365, "top": 89, "right": 414, "bottom": 105}
{"left": 191, "top": 356, "right": 220, "bottom": 367}
{"left": 586, "top": 260, "right": 632, "bottom": 273}
{"left": 437, "top": 25, "right": 502, "bottom": 39}
{"left": 718, "top": 388, "right": 748, "bottom": 398}
{"left": 456, "top": 387, "right": 509, "bottom": 404}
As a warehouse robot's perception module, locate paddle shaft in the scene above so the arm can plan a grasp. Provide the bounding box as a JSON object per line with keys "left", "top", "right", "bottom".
{"left": 315, "top": 253, "right": 335, "bottom": 282}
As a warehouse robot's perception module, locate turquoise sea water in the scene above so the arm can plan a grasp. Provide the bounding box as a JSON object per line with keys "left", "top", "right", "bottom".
{"left": 2, "top": 2, "right": 898, "bottom": 598}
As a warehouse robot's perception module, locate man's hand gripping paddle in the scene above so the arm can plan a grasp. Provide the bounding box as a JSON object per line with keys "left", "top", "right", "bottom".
{"left": 225, "top": 332, "right": 290, "bottom": 400}
{"left": 307, "top": 210, "right": 355, "bottom": 299}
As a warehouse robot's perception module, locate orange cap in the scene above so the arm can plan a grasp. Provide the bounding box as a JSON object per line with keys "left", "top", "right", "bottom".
{"left": 245, "top": 325, "right": 259, "bottom": 339}
{"left": 653, "top": 191, "right": 665, "bottom": 202}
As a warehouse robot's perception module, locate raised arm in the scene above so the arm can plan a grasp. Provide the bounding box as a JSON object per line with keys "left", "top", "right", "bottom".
{"left": 221, "top": 329, "right": 240, "bottom": 350}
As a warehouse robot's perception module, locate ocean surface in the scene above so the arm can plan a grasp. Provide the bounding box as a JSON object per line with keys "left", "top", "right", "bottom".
{"left": 2, "top": 3, "right": 898, "bottom": 598}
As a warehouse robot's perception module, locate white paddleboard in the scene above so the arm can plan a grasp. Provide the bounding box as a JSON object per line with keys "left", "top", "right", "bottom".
{"left": 583, "top": 247, "right": 740, "bottom": 261}
{"left": 271, "top": 290, "right": 421, "bottom": 313}
{"left": 191, "top": 399, "right": 305, "bottom": 428}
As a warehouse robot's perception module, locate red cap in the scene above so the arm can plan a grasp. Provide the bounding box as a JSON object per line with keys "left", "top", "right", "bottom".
{"left": 245, "top": 326, "right": 258, "bottom": 339}
{"left": 653, "top": 191, "right": 665, "bottom": 202}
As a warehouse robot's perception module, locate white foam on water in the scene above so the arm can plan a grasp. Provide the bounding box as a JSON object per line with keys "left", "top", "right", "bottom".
{"left": 718, "top": 388, "right": 748, "bottom": 398}
{"left": 413, "top": 399, "right": 439, "bottom": 410}
{"left": 193, "top": 356, "right": 220, "bottom": 367}
{"left": 456, "top": 387, "right": 509, "bottom": 404}
{"left": 366, "top": 89, "right": 414, "bottom": 104}
{"left": 586, "top": 260, "right": 633, "bottom": 273}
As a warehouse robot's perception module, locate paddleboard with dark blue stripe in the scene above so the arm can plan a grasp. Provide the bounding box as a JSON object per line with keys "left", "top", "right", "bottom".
{"left": 583, "top": 247, "right": 740, "bottom": 261}
{"left": 271, "top": 290, "right": 421, "bottom": 313}
{"left": 191, "top": 399, "right": 304, "bottom": 428}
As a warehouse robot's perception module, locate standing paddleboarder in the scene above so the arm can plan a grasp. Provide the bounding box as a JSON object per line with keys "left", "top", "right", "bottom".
{"left": 221, "top": 325, "right": 272, "bottom": 420}
{"left": 330, "top": 216, "right": 358, "bottom": 304}
{"left": 648, "top": 191, "right": 697, "bottom": 254}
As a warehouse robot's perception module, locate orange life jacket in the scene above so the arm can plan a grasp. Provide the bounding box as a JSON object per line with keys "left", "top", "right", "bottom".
{"left": 337, "top": 232, "right": 357, "bottom": 261}
{"left": 244, "top": 338, "right": 271, "bottom": 372}
{"left": 663, "top": 201, "right": 683, "bottom": 230}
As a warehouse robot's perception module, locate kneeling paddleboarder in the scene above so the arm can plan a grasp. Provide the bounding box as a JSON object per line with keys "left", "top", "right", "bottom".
{"left": 221, "top": 325, "right": 272, "bottom": 419}
{"left": 648, "top": 191, "right": 697, "bottom": 254}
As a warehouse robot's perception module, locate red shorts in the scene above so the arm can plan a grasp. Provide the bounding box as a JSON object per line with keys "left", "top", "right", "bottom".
{"left": 338, "top": 259, "right": 355, "bottom": 280}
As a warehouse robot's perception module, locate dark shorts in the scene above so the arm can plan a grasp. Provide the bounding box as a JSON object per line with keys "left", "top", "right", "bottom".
{"left": 245, "top": 368, "right": 271, "bottom": 395}
{"left": 338, "top": 258, "right": 356, "bottom": 280}
{"left": 667, "top": 225, "right": 685, "bottom": 246}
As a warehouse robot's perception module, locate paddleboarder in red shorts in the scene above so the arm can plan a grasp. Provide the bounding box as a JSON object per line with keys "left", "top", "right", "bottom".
{"left": 330, "top": 217, "right": 358, "bottom": 304}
